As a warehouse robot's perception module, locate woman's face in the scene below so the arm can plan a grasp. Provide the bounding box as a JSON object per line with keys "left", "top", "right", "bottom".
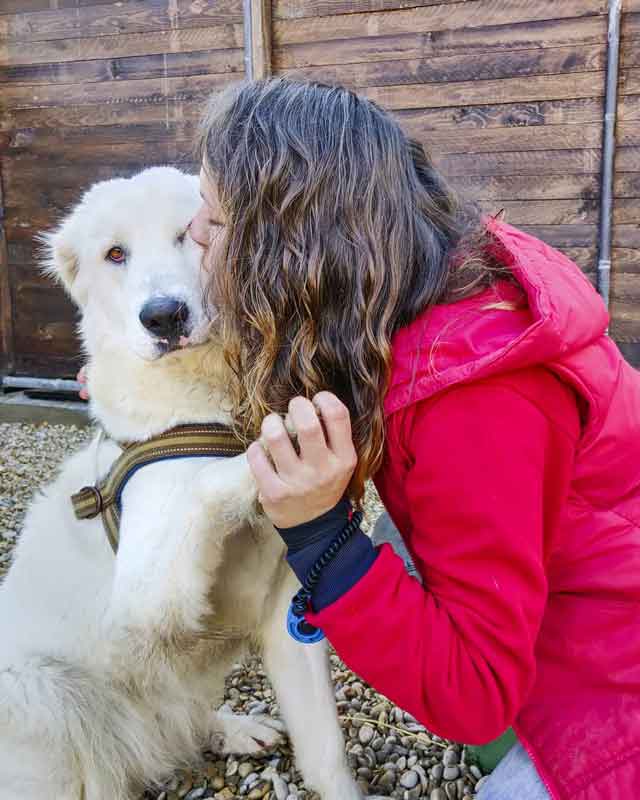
{"left": 189, "top": 168, "right": 226, "bottom": 262}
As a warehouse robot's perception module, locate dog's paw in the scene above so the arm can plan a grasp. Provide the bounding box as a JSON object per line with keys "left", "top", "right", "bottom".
{"left": 196, "top": 454, "right": 259, "bottom": 522}
{"left": 211, "top": 711, "right": 285, "bottom": 756}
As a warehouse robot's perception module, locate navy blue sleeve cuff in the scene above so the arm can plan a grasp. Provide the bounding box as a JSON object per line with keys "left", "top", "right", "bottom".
{"left": 276, "top": 501, "right": 378, "bottom": 611}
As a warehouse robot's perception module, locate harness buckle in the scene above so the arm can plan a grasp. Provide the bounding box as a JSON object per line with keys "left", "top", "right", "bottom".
{"left": 71, "top": 485, "right": 104, "bottom": 520}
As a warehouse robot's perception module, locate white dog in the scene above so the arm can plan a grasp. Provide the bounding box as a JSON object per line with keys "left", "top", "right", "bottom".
{"left": 0, "top": 167, "right": 366, "bottom": 800}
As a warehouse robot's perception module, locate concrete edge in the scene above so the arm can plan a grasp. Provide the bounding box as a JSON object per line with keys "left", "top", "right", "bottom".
{"left": 0, "top": 392, "right": 90, "bottom": 427}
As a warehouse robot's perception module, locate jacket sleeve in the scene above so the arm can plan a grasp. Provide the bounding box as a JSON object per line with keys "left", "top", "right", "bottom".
{"left": 306, "top": 376, "right": 578, "bottom": 744}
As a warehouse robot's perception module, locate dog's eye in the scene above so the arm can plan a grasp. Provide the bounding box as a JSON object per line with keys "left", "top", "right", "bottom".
{"left": 106, "top": 246, "right": 126, "bottom": 264}
{"left": 176, "top": 230, "right": 187, "bottom": 245}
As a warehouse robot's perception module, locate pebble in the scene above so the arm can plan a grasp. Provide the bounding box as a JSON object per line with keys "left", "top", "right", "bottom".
{"left": 358, "top": 724, "right": 375, "bottom": 745}
{"left": 400, "top": 770, "right": 419, "bottom": 789}
{"left": 444, "top": 765, "right": 460, "bottom": 781}
{"left": 0, "top": 422, "right": 483, "bottom": 800}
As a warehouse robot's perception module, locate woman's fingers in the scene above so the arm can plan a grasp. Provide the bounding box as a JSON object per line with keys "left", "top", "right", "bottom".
{"left": 312, "top": 392, "right": 358, "bottom": 467}
{"left": 287, "top": 396, "right": 329, "bottom": 464}
{"left": 260, "top": 413, "right": 300, "bottom": 477}
{"left": 246, "top": 441, "right": 289, "bottom": 509}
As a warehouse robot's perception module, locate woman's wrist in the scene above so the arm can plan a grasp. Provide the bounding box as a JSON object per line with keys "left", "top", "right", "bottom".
{"left": 275, "top": 498, "right": 351, "bottom": 551}
{"left": 275, "top": 499, "right": 378, "bottom": 611}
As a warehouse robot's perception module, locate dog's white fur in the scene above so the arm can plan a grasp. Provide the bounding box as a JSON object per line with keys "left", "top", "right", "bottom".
{"left": 0, "top": 168, "right": 364, "bottom": 800}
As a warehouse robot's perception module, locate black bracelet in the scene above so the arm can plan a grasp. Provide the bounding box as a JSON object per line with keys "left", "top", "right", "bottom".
{"left": 286, "top": 509, "right": 364, "bottom": 644}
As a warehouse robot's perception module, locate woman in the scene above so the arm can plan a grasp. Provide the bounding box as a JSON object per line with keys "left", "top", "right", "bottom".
{"left": 187, "top": 78, "right": 640, "bottom": 800}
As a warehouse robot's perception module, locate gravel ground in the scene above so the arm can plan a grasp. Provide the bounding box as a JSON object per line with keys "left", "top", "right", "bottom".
{"left": 0, "top": 421, "right": 487, "bottom": 800}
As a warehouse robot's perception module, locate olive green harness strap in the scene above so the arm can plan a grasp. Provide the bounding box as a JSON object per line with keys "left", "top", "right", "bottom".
{"left": 71, "top": 423, "right": 246, "bottom": 554}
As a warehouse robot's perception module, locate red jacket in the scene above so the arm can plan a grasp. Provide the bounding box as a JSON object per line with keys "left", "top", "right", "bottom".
{"left": 308, "top": 221, "right": 640, "bottom": 799}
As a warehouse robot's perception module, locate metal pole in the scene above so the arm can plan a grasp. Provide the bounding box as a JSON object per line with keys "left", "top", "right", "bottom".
{"left": 597, "top": 0, "right": 623, "bottom": 309}
{"left": 1, "top": 376, "right": 82, "bottom": 393}
{"left": 243, "top": 0, "right": 254, "bottom": 82}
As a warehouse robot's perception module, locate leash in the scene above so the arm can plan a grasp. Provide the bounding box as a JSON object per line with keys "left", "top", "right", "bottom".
{"left": 71, "top": 423, "right": 246, "bottom": 554}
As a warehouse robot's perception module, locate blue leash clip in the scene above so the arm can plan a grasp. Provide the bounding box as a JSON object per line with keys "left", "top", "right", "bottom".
{"left": 285, "top": 509, "right": 363, "bottom": 645}
{"left": 287, "top": 602, "right": 325, "bottom": 644}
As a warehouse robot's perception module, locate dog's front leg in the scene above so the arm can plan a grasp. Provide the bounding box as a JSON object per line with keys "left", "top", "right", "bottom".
{"left": 260, "top": 579, "right": 363, "bottom": 800}
{"left": 104, "top": 454, "right": 258, "bottom": 643}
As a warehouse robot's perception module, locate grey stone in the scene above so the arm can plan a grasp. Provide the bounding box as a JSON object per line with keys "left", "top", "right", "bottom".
{"left": 400, "top": 770, "right": 419, "bottom": 789}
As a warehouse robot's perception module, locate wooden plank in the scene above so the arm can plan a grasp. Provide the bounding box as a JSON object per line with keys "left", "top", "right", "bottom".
{"left": 612, "top": 274, "right": 640, "bottom": 303}
{"left": 558, "top": 247, "right": 597, "bottom": 272}
{"left": 0, "top": 24, "right": 244, "bottom": 67}
{"left": 13, "top": 352, "right": 82, "bottom": 379}
{"left": 478, "top": 199, "right": 599, "bottom": 226}
{"left": 436, "top": 149, "right": 602, "bottom": 178}
{"left": 0, "top": 48, "right": 244, "bottom": 86}
{"left": 610, "top": 199, "right": 640, "bottom": 225}
{"left": 1, "top": 0, "right": 243, "bottom": 43}
{"left": 247, "top": 0, "right": 273, "bottom": 80}
{"left": 616, "top": 147, "right": 640, "bottom": 173}
{"left": 478, "top": 198, "right": 638, "bottom": 227}
{"left": 280, "top": 44, "right": 606, "bottom": 89}
{"left": 621, "top": 68, "right": 640, "bottom": 95}
{"left": 273, "top": 0, "right": 607, "bottom": 48}
{"left": 11, "top": 283, "right": 79, "bottom": 361}
{"left": 517, "top": 224, "right": 598, "bottom": 248}
{"left": 1, "top": 101, "right": 207, "bottom": 132}
{"left": 395, "top": 97, "right": 605, "bottom": 135}
{"left": 611, "top": 226, "right": 640, "bottom": 249}
{"left": 4, "top": 139, "right": 193, "bottom": 166}
{"left": 274, "top": 16, "right": 607, "bottom": 70}
{"left": 616, "top": 342, "right": 640, "bottom": 369}
{"left": 609, "top": 300, "right": 640, "bottom": 342}
{"left": 0, "top": 0, "right": 122, "bottom": 14}
{"left": 449, "top": 174, "right": 600, "bottom": 201}
{"left": 362, "top": 71, "right": 606, "bottom": 111}
{"left": 612, "top": 248, "right": 640, "bottom": 272}
{"left": 2, "top": 72, "right": 234, "bottom": 110}
{"left": 2, "top": 163, "right": 198, "bottom": 231}
{"left": 619, "top": 94, "right": 640, "bottom": 121}
{"left": 615, "top": 173, "right": 640, "bottom": 198}
{"left": 273, "top": 0, "right": 464, "bottom": 19}
{"left": 418, "top": 123, "right": 605, "bottom": 156}
{"left": 2, "top": 122, "right": 199, "bottom": 156}
{"left": 0, "top": 220, "right": 14, "bottom": 374}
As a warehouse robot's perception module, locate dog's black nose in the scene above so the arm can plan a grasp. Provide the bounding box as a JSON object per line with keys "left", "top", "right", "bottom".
{"left": 139, "top": 297, "right": 190, "bottom": 340}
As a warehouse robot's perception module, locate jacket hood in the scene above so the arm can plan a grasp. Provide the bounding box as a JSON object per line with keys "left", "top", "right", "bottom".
{"left": 384, "top": 220, "right": 609, "bottom": 416}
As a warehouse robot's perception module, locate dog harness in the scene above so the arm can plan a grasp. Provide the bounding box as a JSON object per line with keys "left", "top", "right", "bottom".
{"left": 71, "top": 423, "right": 246, "bottom": 554}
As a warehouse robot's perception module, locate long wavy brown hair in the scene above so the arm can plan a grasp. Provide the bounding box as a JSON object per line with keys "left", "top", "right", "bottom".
{"left": 197, "top": 78, "right": 511, "bottom": 503}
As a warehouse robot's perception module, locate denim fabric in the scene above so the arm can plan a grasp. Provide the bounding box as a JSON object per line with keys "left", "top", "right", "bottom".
{"left": 477, "top": 742, "right": 550, "bottom": 799}
{"left": 371, "top": 512, "right": 422, "bottom": 582}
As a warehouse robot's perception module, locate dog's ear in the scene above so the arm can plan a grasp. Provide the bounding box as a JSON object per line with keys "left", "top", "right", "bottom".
{"left": 39, "top": 223, "right": 87, "bottom": 307}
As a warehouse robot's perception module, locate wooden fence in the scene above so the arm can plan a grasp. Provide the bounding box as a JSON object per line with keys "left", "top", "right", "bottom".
{"left": 0, "top": 0, "right": 638, "bottom": 378}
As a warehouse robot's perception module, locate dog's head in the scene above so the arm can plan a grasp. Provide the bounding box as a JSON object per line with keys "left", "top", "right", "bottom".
{"left": 42, "top": 166, "right": 210, "bottom": 362}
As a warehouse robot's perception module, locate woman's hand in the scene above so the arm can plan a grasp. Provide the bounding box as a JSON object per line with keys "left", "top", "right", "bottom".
{"left": 77, "top": 365, "right": 89, "bottom": 401}
{"left": 247, "top": 392, "right": 358, "bottom": 529}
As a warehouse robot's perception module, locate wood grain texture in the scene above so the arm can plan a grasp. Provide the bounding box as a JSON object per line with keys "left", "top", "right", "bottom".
{"left": 0, "top": 48, "right": 244, "bottom": 86}
{"left": 1, "top": 1, "right": 243, "bottom": 43}
{"left": 273, "top": 0, "right": 464, "bottom": 19}
{"left": 280, "top": 44, "right": 605, "bottom": 89}
{"left": 395, "top": 97, "right": 606, "bottom": 134}
{"left": 274, "top": 16, "right": 607, "bottom": 70}
{"left": 1, "top": 101, "right": 206, "bottom": 132}
{"left": 0, "top": 222, "right": 14, "bottom": 374}
{"left": 272, "top": 0, "right": 607, "bottom": 47}
{"left": 362, "top": 71, "right": 606, "bottom": 111}
{"left": 248, "top": 0, "right": 273, "bottom": 79}
{"left": 2, "top": 72, "right": 234, "bottom": 110}
{"left": 0, "top": 24, "right": 243, "bottom": 67}
{"left": 436, "top": 149, "right": 602, "bottom": 178}
{"left": 449, "top": 174, "right": 601, "bottom": 201}
{"left": 0, "top": 0, "right": 127, "bottom": 14}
